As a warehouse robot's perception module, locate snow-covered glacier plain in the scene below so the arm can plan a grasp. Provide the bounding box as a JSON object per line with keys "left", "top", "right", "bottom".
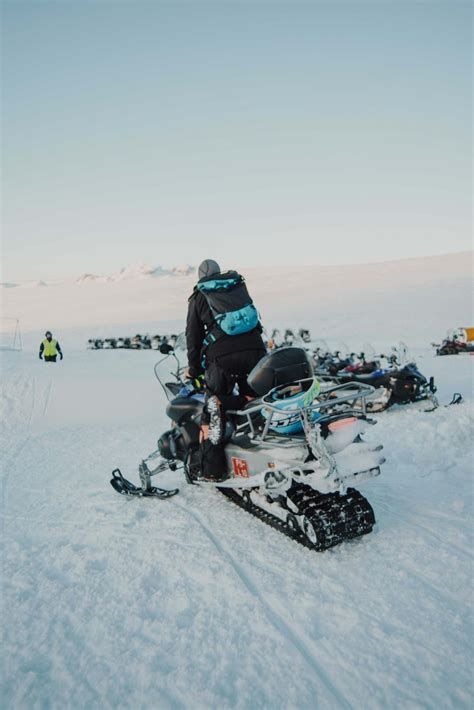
{"left": 1, "top": 252, "right": 473, "bottom": 709}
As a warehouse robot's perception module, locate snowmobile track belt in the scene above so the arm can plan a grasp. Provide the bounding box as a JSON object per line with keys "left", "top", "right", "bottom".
{"left": 219, "top": 483, "right": 375, "bottom": 552}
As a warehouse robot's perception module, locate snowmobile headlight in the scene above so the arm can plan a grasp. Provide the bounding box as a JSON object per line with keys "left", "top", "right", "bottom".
{"left": 158, "top": 430, "right": 176, "bottom": 460}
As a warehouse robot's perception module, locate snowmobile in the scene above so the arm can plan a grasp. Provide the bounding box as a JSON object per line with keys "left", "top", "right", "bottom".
{"left": 313, "top": 348, "right": 357, "bottom": 377}
{"left": 265, "top": 329, "right": 281, "bottom": 350}
{"left": 433, "top": 328, "right": 474, "bottom": 356}
{"left": 87, "top": 338, "right": 103, "bottom": 350}
{"left": 340, "top": 354, "right": 381, "bottom": 375}
{"left": 311, "top": 341, "right": 355, "bottom": 376}
{"left": 298, "top": 329, "right": 312, "bottom": 344}
{"left": 328, "top": 361, "right": 438, "bottom": 412}
{"left": 313, "top": 341, "right": 437, "bottom": 412}
{"left": 110, "top": 346, "right": 386, "bottom": 551}
{"left": 103, "top": 338, "right": 117, "bottom": 349}
{"left": 283, "top": 329, "right": 295, "bottom": 346}
{"left": 314, "top": 343, "right": 382, "bottom": 379}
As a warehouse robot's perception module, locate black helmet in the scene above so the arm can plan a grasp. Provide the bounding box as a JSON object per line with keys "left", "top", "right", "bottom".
{"left": 45, "top": 331, "right": 52, "bottom": 338}
{"left": 198, "top": 259, "right": 220, "bottom": 281}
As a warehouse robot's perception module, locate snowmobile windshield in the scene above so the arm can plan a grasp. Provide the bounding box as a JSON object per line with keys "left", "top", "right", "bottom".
{"left": 153, "top": 350, "right": 186, "bottom": 402}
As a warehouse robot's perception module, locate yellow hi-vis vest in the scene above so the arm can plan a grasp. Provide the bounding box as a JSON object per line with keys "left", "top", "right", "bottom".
{"left": 43, "top": 339, "right": 58, "bottom": 357}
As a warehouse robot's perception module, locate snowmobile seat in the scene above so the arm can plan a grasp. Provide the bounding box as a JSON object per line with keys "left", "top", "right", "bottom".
{"left": 345, "top": 372, "right": 388, "bottom": 384}
{"left": 166, "top": 397, "right": 204, "bottom": 424}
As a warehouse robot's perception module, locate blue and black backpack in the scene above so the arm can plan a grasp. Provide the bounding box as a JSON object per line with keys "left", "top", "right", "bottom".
{"left": 197, "top": 270, "right": 260, "bottom": 346}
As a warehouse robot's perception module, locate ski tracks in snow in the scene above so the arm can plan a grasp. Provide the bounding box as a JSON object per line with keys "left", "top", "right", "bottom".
{"left": 1, "top": 365, "right": 55, "bottom": 516}
{"left": 1, "top": 365, "right": 54, "bottom": 471}
{"left": 172, "top": 497, "right": 352, "bottom": 709}
{"left": 2, "top": 350, "right": 473, "bottom": 708}
{"left": 1, "top": 371, "right": 36, "bottom": 498}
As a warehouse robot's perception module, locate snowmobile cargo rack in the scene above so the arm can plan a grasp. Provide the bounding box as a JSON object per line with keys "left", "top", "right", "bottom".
{"left": 227, "top": 379, "right": 375, "bottom": 441}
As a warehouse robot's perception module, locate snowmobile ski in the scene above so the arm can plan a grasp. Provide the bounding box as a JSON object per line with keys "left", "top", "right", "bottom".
{"left": 110, "top": 469, "right": 179, "bottom": 499}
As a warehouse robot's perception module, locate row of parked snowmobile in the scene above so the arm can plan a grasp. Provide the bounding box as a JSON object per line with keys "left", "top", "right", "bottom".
{"left": 266, "top": 324, "right": 474, "bottom": 360}
{"left": 87, "top": 333, "right": 184, "bottom": 351}
{"left": 310, "top": 341, "right": 438, "bottom": 413}
{"left": 265, "top": 328, "right": 312, "bottom": 349}
{"left": 265, "top": 336, "right": 439, "bottom": 412}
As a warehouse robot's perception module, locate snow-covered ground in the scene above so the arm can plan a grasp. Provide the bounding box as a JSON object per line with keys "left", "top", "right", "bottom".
{"left": 1, "top": 253, "right": 473, "bottom": 708}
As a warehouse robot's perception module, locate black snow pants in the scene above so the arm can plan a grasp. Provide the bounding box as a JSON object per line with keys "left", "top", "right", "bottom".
{"left": 205, "top": 349, "right": 266, "bottom": 408}
{"left": 200, "top": 349, "right": 266, "bottom": 479}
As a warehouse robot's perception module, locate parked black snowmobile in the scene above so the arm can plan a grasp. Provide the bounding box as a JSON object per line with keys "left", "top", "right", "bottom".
{"left": 313, "top": 342, "right": 437, "bottom": 412}
{"left": 130, "top": 334, "right": 143, "bottom": 349}
{"left": 328, "top": 358, "right": 438, "bottom": 412}
{"left": 314, "top": 347, "right": 381, "bottom": 378}
{"left": 110, "top": 347, "right": 385, "bottom": 551}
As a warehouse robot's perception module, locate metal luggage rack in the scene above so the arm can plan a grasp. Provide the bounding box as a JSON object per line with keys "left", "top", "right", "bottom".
{"left": 228, "top": 379, "right": 375, "bottom": 443}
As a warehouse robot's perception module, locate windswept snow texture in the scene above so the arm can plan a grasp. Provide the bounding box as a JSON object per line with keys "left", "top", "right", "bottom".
{"left": 1, "top": 348, "right": 473, "bottom": 709}
{"left": 1, "top": 253, "right": 473, "bottom": 708}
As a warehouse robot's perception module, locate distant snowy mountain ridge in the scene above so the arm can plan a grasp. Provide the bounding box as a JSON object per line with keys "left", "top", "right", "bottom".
{"left": 1, "top": 263, "right": 196, "bottom": 288}
{"left": 79, "top": 263, "right": 196, "bottom": 283}
{"left": 75, "top": 274, "right": 112, "bottom": 285}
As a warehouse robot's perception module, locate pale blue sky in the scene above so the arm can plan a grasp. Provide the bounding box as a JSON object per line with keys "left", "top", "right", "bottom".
{"left": 2, "top": 0, "right": 472, "bottom": 281}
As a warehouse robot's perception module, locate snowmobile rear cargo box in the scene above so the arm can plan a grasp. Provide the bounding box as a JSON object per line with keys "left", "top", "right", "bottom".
{"left": 248, "top": 347, "right": 313, "bottom": 396}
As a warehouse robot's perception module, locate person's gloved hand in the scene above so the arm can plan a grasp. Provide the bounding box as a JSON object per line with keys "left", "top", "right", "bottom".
{"left": 60, "top": 352, "right": 63, "bottom": 360}
{"left": 39, "top": 353, "right": 43, "bottom": 360}
{"left": 184, "top": 367, "right": 204, "bottom": 388}
{"left": 192, "top": 374, "right": 204, "bottom": 390}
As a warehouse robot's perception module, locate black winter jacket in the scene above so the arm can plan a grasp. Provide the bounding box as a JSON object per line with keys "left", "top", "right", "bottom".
{"left": 186, "top": 284, "right": 265, "bottom": 378}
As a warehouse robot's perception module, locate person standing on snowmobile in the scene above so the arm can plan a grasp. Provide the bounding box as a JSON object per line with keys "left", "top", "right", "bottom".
{"left": 39, "top": 331, "right": 63, "bottom": 363}
{"left": 185, "top": 259, "right": 266, "bottom": 481}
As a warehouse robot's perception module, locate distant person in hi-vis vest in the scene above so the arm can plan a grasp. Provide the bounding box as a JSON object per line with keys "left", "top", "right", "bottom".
{"left": 39, "top": 331, "right": 63, "bottom": 362}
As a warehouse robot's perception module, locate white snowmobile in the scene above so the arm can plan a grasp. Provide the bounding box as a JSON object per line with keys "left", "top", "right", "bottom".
{"left": 110, "top": 347, "right": 386, "bottom": 551}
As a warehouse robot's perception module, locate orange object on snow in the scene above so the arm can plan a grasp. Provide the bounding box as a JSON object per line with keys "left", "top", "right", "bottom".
{"left": 328, "top": 417, "right": 358, "bottom": 432}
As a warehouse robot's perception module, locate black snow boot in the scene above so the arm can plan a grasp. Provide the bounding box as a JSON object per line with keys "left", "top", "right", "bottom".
{"left": 206, "top": 395, "right": 226, "bottom": 446}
